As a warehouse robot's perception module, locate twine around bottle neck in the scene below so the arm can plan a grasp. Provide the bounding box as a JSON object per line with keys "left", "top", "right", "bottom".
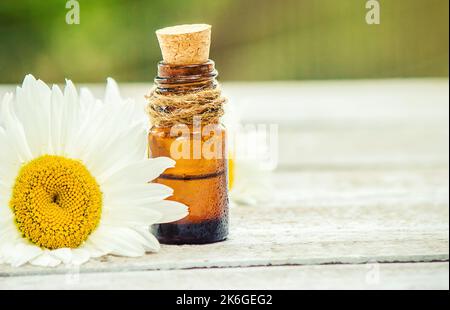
{"left": 146, "top": 60, "right": 226, "bottom": 127}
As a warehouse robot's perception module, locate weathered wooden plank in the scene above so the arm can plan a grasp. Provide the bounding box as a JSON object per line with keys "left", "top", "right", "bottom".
{"left": 0, "top": 169, "right": 447, "bottom": 277}
{"left": 1, "top": 263, "right": 448, "bottom": 290}
{"left": 223, "top": 79, "right": 449, "bottom": 124}
{"left": 270, "top": 169, "right": 449, "bottom": 208}
{"left": 277, "top": 125, "right": 448, "bottom": 169}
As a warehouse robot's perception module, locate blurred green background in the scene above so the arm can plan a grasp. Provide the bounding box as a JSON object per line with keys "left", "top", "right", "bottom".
{"left": 0, "top": 0, "right": 448, "bottom": 83}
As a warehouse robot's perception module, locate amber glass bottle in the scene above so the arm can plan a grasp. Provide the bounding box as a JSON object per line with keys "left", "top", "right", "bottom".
{"left": 149, "top": 60, "right": 229, "bottom": 244}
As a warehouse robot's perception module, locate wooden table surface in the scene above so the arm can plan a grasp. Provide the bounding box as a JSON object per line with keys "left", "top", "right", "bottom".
{"left": 0, "top": 79, "right": 448, "bottom": 289}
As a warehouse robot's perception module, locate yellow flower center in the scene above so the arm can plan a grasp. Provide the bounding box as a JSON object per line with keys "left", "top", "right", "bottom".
{"left": 10, "top": 155, "right": 102, "bottom": 249}
{"left": 228, "top": 157, "right": 235, "bottom": 190}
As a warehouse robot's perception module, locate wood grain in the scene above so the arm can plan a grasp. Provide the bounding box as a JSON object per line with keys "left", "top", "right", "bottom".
{"left": 1, "top": 263, "right": 448, "bottom": 290}
{"left": 0, "top": 168, "right": 447, "bottom": 278}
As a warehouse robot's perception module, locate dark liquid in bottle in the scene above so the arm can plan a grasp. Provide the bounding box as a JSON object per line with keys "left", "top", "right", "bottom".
{"left": 148, "top": 61, "right": 229, "bottom": 244}
{"left": 152, "top": 212, "right": 228, "bottom": 244}
{"left": 149, "top": 126, "right": 229, "bottom": 244}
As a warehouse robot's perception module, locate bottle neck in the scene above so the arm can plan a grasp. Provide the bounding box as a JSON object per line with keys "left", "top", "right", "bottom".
{"left": 154, "top": 60, "right": 218, "bottom": 94}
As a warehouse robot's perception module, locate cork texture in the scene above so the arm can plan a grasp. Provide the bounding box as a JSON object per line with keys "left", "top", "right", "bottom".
{"left": 156, "top": 24, "right": 211, "bottom": 65}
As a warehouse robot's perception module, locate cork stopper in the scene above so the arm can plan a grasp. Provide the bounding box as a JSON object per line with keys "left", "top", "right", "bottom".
{"left": 156, "top": 24, "right": 211, "bottom": 65}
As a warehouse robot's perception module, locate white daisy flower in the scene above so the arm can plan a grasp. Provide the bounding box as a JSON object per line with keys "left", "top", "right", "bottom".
{"left": 224, "top": 102, "right": 277, "bottom": 206}
{"left": 0, "top": 75, "right": 188, "bottom": 267}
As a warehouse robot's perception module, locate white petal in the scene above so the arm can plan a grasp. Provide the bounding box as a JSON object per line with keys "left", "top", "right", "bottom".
{"left": 88, "top": 227, "right": 146, "bottom": 257}
{"left": 102, "top": 206, "right": 162, "bottom": 226}
{"left": 101, "top": 157, "right": 175, "bottom": 186}
{"left": 44, "top": 248, "right": 90, "bottom": 266}
{"left": 31, "top": 251, "right": 62, "bottom": 267}
{"left": 2, "top": 242, "right": 43, "bottom": 267}
{"left": 0, "top": 94, "right": 33, "bottom": 161}
{"left": 104, "top": 183, "right": 173, "bottom": 204}
{"left": 0, "top": 223, "right": 20, "bottom": 244}
{"left": 0, "top": 129, "right": 20, "bottom": 186}
{"left": 104, "top": 78, "right": 122, "bottom": 104}
{"left": 85, "top": 123, "right": 148, "bottom": 179}
{"left": 152, "top": 200, "right": 189, "bottom": 224}
{"left": 103, "top": 183, "right": 174, "bottom": 210}
{"left": 70, "top": 248, "right": 91, "bottom": 265}
{"left": 48, "top": 84, "right": 65, "bottom": 155}
{"left": 135, "top": 227, "right": 160, "bottom": 252}
{"left": 59, "top": 79, "right": 81, "bottom": 155}
{"left": 80, "top": 87, "right": 96, "bottom": 109}
{"left": 14, "top": 75, "right": 52, "bottom": 157}
{"left": 80, "top": 241, "right": 107, "bottom": 258}
{"left": 49, "top": 248, "right": 73, "bottom": 264}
